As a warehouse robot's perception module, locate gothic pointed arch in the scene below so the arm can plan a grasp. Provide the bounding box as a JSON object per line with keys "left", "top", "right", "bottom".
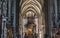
{"left": 20, "top": 0, "right": 42, "bottom": 17}
{"left": 19, "top": 0, "right": 45, "bottom": 38}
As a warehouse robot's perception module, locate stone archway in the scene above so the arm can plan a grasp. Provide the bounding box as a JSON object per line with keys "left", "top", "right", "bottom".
{"left": 19, "top": 0, "right": 45, "bottom": 38}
